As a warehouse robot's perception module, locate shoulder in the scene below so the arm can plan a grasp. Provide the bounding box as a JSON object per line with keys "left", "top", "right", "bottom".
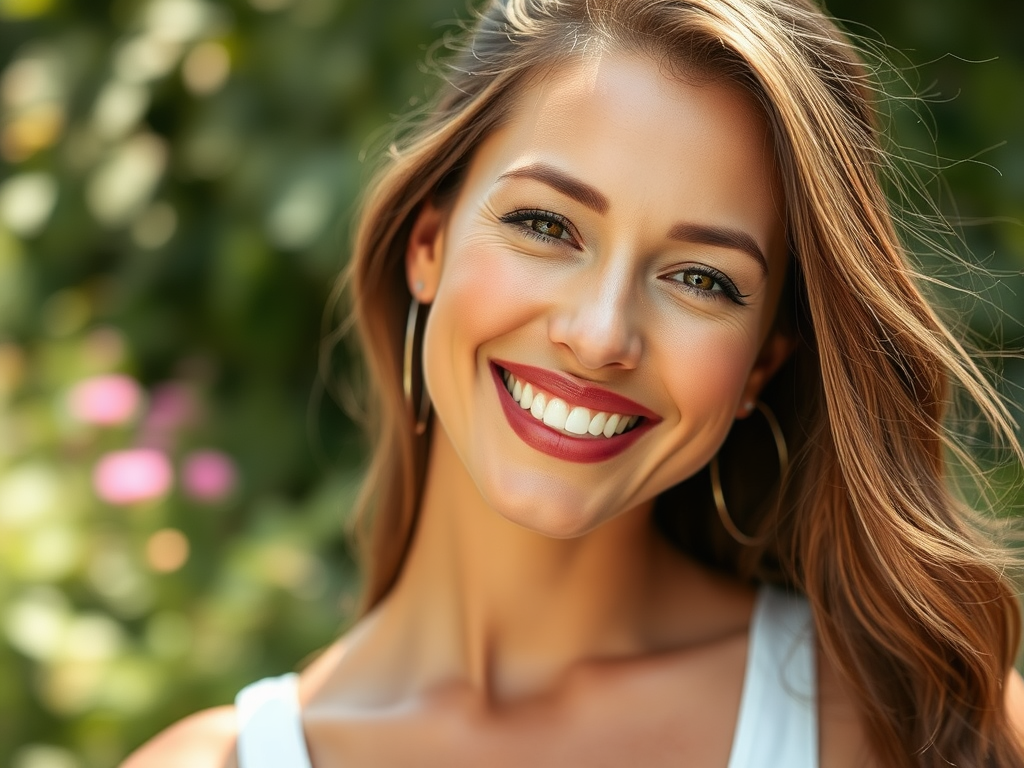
{"left": 120, "top": 706, "right": 238, "bottom": 768}
{"left": 1006, "top": 668, "right": 1024, "bottom": 745}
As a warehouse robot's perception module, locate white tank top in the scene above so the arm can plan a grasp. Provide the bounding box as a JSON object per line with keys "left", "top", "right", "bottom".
{"left": 235, "top": 585, "right": 816, "bottom": 767}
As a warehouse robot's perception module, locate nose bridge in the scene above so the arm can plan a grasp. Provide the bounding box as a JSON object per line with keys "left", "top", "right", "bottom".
{"left": 550, "top": 253, "right": 642, "bottom": 370}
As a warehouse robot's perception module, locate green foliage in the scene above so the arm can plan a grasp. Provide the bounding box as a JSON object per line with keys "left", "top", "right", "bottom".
{"left": 0, "top": 0, "right": 1022, "bottom": 765}
{"left": 0, "top": 0, "right": 455, "bottom": 764}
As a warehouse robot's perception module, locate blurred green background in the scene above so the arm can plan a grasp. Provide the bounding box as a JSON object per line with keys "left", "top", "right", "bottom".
{"left": 0, "top": 0, "right": 1021, "bottom": 765}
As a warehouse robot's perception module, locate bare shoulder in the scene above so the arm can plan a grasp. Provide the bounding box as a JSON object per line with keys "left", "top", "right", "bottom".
{"left": 1005, "top": 668, "right": 1024, "bottom": 744}
{"left": 120, "top": 706, "right": 238, "bottom": 768}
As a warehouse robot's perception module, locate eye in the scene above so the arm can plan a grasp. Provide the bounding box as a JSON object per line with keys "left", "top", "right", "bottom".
{"left": 668, "top": 267, "right": 749, "bottom": 306}
{"left": 529, "top": 218, "right": 566, "bottom": 239}
{"left": 499, "top": 209, "right": 579, "bottom": 247}
{"left": 681, "top": 272, "right": 716, "bottom": 291}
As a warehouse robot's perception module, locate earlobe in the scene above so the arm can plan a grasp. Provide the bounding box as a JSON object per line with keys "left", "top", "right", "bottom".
{"left": 736, "top": 332, "right": 797, "bottom": 419}
{"left": 405, "top": 199, "right": 447, "bottom": 303}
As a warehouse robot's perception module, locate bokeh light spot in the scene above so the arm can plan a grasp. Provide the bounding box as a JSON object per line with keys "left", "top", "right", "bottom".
{"left": 3, "top": 586, "right": 70, "bottom": 661}
{"left": 146, "top": 528, "right": 190, "bottom": 572}
{"left": 67, "top": 374, "right": 142, "bottom": 426}
{"left": 11, "top": 744, "right": 81, "bottom": 768}
{"left": 0, "top": 462, "right": 61, "bottom": 527}
{"left": 0, "top": 172, "right": 58, "bottom": 237}
{"left": 114, "top": 35, "right": 183, "bottom": 83}
{"left": 0, "top": 341, "right": 26, "bottom": 401}
{"left": 62, "top": 613, "right": 125, "bottom": 662}
{"left": 86, "top": 133, "right": 167, "bottom": 227}
{"left": 182, "top": 41, "right": 230, "bottom": 95}
{"left": 267, "top": 174, "right": 333, "bottom": 250}
{"left": 90, "top": 81, "right": 149, "bottom": 140}
{"left": 93, "top": 449, "right": 173, "bottom": 505}
{"left": 0, "top": 103, "right": 64, "bottom": 162}
{"left": 131, "top": 201, "right": 178, "bottom": 249}
{"left": 0, "top": 0, "right": 56, "bottom": 20}
{"left": 182, "top": 450, "right": 237, "bottom": 502}
{"left": 81, "top": 326, "right": 128, "bottom": 372}
{"left": 145, "top": 0, "right": 217, "bottom": 43}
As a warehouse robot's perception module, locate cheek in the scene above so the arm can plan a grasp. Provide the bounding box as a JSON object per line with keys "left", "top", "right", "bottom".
{"left": 657, "top": 319, "right": 759, "bottom": 426}
{"left": 433, "top": 236, "right": 553, "bottom": 347}
{"left": 420, "top": 238, "right": 543, "bottom": 420}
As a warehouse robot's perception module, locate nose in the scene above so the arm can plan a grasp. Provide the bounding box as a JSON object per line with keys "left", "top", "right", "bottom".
{"left": 547, "top": 263, "right": 643, "bottom": 371}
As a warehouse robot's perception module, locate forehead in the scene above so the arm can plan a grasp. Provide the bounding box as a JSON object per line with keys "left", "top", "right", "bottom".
{"left": 457, "top": 50, "right": 785, "bottom": 260}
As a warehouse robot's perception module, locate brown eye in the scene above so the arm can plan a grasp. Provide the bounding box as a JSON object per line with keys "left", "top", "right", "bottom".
{"left": 683, "top": 271, "right": 716, "bottom": 291}
{"left": 667, "top": 266, "right": 748, "bottom": 305}
{"left": 530, "top": 219, "right": 565, "bottom": 239}
{"left": 500, "top": 209, "right": 579, "bottom": 248}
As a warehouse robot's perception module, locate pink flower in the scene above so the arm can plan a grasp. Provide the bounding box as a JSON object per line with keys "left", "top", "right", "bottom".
{"left": 67, "top": 374, "right": 142, "bottom": 426}
{"left": 182, "top": 450, "right": 237, "bottom": 502}
{"left": 94, "top": 449, "right": 173, "bottom": 505}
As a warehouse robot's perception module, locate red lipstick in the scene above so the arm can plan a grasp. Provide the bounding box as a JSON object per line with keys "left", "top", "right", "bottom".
{"left": 495, "top": 361, "right": 659, "bottom": 420}
{"left": 489, "top": 361, "right": 659, "bottom": 463}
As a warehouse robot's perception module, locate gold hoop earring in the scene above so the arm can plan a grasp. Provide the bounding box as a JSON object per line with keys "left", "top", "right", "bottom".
{"left": 403, "top": 297, "right": 431, "bottom": 436}
{"left": 710, "top": 400, "right": 789, "bottom": 546}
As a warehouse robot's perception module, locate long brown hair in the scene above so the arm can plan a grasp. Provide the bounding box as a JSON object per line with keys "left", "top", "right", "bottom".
{"left": 332, "top": 0, "right": 1024, "bottom": 764}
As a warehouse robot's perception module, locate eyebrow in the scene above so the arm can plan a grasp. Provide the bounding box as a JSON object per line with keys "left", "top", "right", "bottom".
{"left": 667, "top": 222, "right": 768, "bottom": 276}
{"left": 497, "top": 163, "right": 609, "bottom": 214}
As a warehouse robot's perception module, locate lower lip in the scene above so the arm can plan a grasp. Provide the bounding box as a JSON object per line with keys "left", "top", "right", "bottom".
{"left": 490, "top": 364, "right": 652, "bottom": 463}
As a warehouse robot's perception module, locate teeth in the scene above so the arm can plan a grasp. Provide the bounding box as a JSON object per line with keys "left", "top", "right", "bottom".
{"left": 530, "top": 391, "right": 547, "bottom": 420}
{"left": 520, "top": 383, "right": 534, "bottom": 409}
{"left": 542, "top": 398, "right": 569, "bottom": 430}
{"left": 565, "top": 406, "right": 591, "bottom": 435}
{"left": 501, "top": 369, "right": 642, "bottom": 439}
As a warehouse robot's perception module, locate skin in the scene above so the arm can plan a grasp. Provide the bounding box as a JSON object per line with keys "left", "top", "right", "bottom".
{"left": 121, "top": 50, "right": 1024, "bottom": 768}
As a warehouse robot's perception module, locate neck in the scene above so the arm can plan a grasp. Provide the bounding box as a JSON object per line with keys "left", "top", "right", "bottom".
{"left": 308, "top": 427, "right": 751, "bottom": 708}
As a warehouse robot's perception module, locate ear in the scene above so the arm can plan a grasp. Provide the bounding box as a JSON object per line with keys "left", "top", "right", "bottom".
{"left": 736, "top": 331, "right": 797, "bottom": 419}
{"left": 405, "top": 199, "right": 447, "bottom": 303}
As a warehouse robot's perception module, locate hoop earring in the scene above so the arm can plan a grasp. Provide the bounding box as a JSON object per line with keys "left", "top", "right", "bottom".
{"left": 403, "top": 297, "right": 431, "bottom": 436}
{"left": 710, "top": 400, "right": 789, "bottom": 546}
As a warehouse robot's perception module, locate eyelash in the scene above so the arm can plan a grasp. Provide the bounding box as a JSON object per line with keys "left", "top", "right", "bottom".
{"left": 499, "top": 208, "right": 749, "bottom": 306}
{"left": 499, "top": 209, "right": 579, "bottom": 247}
{"left": 666, "top": 266, "right": 750, "bottom": 306}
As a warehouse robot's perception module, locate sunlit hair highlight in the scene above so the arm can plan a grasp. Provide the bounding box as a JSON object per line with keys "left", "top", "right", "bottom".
{"left": 331, "top": 1, "right": 1024, "bottom": 765}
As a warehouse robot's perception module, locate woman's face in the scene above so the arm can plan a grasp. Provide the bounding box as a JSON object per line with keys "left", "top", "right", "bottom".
{"left": 409, "top": 50, "right": 791, "bottom": 537}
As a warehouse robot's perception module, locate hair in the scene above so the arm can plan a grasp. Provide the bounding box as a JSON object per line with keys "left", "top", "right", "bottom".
{"left": 331, "top": 0, "right": 1024, "bottom": 765}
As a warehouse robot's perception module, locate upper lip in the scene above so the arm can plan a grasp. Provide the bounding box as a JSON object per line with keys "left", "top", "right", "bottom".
{"left": 492, "top": 359, "right": 661, "bottom": 422}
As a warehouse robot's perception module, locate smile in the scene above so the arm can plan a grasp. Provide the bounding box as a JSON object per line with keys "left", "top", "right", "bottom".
{"left": 500, "top": 369, "right": 642, "bottom": 438}
{"left": 490, "top": 360, "right": 659, "bottom": 463}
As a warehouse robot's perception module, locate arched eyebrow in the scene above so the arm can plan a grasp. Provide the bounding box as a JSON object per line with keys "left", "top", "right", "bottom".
{"left": 667, "top": 222, "right": 768, "bottom": 276}
{"left": 497, "top": 163, "right": 609, "bottom": 214}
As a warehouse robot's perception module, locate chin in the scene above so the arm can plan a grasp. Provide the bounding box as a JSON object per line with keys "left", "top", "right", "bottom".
{"left": 498, "top": 504, "right": 603, "bottom": 539}
{"left": 476, "top": 466, "right": 616, "bottom": 539}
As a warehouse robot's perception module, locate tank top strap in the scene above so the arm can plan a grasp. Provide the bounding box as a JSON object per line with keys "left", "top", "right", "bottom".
{"left": 727, "top": 585, "right": 818, "bottom": 768}
{"left": 235, "top": 672, "right": 314, "bottom": 768}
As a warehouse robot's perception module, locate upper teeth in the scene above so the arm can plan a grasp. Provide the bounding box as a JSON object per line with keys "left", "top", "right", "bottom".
{"left": 502, "top": 369, "right": 641, "bottom": 438}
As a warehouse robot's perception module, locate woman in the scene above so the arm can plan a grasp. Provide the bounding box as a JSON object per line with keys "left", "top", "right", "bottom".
{"left": 125, "top": 0, "right": 1024, "bottom": 766}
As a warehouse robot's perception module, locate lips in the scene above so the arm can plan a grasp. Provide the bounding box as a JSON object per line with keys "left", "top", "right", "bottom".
{"left": 490, "top": 360, "right": 659, "bottom": 463}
